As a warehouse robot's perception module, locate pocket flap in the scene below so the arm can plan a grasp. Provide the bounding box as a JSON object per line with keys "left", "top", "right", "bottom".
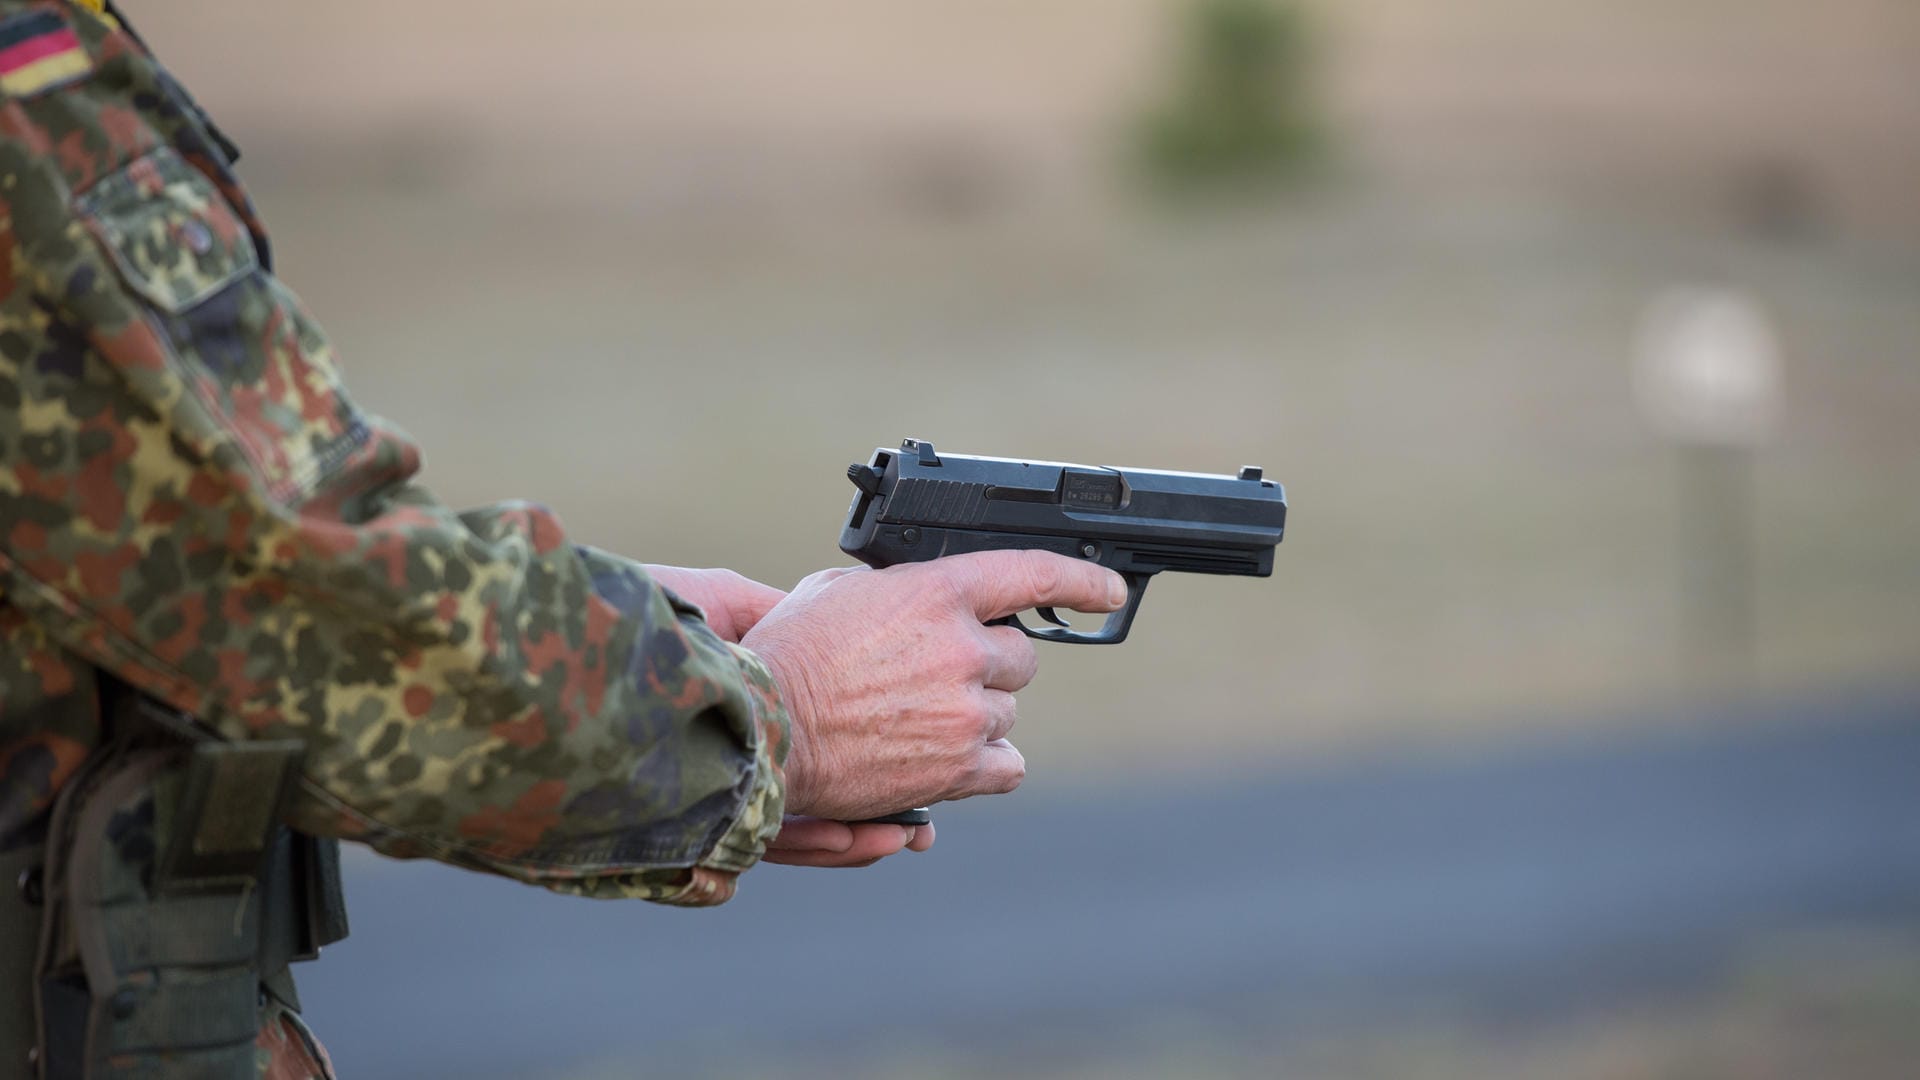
{"left": 76, "top": 146, "right": 258, "bottom": 314}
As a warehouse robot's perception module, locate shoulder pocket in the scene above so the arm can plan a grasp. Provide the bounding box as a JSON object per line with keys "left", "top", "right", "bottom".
{"left": 74, "top": 147, "right": 368, "bottom": 505}
{"left": 74, "top": 146, "right": 257, "bottom": 314}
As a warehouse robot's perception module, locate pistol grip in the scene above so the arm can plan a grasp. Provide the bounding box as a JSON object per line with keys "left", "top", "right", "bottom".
{"left": 991, "top": 572, "right": 1151, "bottom": 645}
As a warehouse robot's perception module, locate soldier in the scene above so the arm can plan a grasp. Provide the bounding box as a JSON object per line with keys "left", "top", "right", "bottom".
{"left": 0, "top": 1, "right": 1127, "bottom": 1075}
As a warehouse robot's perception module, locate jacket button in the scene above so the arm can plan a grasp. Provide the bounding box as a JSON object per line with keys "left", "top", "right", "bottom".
{"left": 15, "top": 865, "right": 42, "bottom": 906}
{"left": 110, "top": 989, "right": 139, "bottom": 1019}
{"left": 181, "top": 218, "right": 214, "bottom": 255}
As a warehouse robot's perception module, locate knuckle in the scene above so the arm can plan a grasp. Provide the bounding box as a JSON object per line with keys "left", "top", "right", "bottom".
{"left": 1013, "top": 641, "right": 1039, "bottom": 684}
{"left": 965, "top": 742, "right": 1025, "bottom": 796}
{"left": 971, "top": 698, "right": 1001, "bottom": 740}
{"left": 947, "top": 635, "right": 992, "bottom": 682}
{"left": 1020, "top": 553, "right": 1064, "bottom": 601}
{"left": 968, "top": 630, "right": 996, "bottom": 666}
{"left": 997, "top": 759, "right": 1027, "bottom": 794}
{"left": 986, "top": 624, "right": 1037, "bottom": 678}
{"left": 924, "top": 562, "right": 974, "bottom": 611}
{"left": 996, "top": 699, "right": 1019, "bottom": 740}
{"left": 975, "top": 693, "right": 1006, "bottom": 736}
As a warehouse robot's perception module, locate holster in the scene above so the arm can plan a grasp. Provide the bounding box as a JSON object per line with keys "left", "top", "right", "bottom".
{"left": 22, "top": 687, "right": 348, "bottom": 1079}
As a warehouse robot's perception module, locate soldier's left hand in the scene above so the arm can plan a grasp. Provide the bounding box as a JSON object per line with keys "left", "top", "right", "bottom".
{"left": 644, "top": 566, "right": 788, "bottom": 643}
{"left": 762, "top": 816, "right": 936, "bottom": 868}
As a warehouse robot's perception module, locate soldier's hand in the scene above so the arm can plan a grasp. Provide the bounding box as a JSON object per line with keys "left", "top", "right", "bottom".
{"left": 742, "top": 551, "right": 1127, "bottom": 822}
{"left": 644, "top": 566, "right": 787, "bottom": 643}
{"left": 763, "top": 816, "right": 936, "bottom": 868}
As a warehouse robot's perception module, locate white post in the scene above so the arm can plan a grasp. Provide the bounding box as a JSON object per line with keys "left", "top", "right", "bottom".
{"left": 1633, "top": 287, "right": 1783, "bottom": 690}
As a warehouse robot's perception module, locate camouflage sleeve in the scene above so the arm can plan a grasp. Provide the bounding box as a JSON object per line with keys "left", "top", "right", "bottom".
{"left": 0, "top": 5, "right": 785, "bottom": 905}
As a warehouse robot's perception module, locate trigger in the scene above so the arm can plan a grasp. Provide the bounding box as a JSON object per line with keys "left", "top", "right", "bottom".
{"left": 1036, "top": 606, "right": 1071, "bottom": 628}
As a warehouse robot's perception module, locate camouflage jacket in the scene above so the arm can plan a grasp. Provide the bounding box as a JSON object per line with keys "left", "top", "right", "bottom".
{"left": 0, "top": 0, "right": 789, "bottom": 906}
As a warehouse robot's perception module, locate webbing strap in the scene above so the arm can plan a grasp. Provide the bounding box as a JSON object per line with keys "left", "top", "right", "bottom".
{"left": 157, "top": 740, "right": 302, "bottom": 891}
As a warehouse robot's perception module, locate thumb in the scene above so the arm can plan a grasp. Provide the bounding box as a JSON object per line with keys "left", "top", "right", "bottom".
{"left": 733, "top": 578, "right": 788, "bottom": 627}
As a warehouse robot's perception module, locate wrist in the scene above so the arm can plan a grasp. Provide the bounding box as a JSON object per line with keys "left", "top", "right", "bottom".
{"left": 752, "top": 641, "right": 821, "bottom": 816}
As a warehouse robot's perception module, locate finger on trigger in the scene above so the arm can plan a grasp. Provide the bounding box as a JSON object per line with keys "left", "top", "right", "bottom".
{"left": 953, "top": 550, "right": 1128, "bottom": 623}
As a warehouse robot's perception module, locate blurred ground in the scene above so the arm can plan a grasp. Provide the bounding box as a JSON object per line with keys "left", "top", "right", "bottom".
{"left": 125, "top": 2, "right": 1920, "bottom": 1076}
{"left": 995, "top": 944, "right": 1920, "bottom": 1080}
{"left": 299, "top": 687, "right": 1920, "bottom": 1079}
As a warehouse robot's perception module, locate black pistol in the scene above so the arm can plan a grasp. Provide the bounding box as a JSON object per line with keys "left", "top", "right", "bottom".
{"left": 840, "top": 438, "right": 1287, "bottom": 645}
{"left": 838, "top": 439, "right": 1287, "bottom": 826}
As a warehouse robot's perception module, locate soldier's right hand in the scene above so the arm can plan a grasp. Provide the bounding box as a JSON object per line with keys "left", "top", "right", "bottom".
{"left": 742, "top": 551, "right": 1127, "bottom": 823}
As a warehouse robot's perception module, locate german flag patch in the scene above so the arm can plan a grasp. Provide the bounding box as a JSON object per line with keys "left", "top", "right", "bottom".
{"left": 0, "top": 9, "right": 91, "bottom": 100}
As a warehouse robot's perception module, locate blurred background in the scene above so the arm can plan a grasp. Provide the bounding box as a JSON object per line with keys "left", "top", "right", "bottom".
{"left": 147, "top": 1, "right": 1919, "bottom": 1076}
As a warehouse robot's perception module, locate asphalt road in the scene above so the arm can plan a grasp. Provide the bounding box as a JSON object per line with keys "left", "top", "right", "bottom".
{"left": 296, "top": 687, "right": 1920, "bottom": 1078}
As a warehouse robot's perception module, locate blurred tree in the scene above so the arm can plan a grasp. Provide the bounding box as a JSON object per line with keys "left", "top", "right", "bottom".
{"left": 1135, "top": 0, "right": 1324, "bottom": 195}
